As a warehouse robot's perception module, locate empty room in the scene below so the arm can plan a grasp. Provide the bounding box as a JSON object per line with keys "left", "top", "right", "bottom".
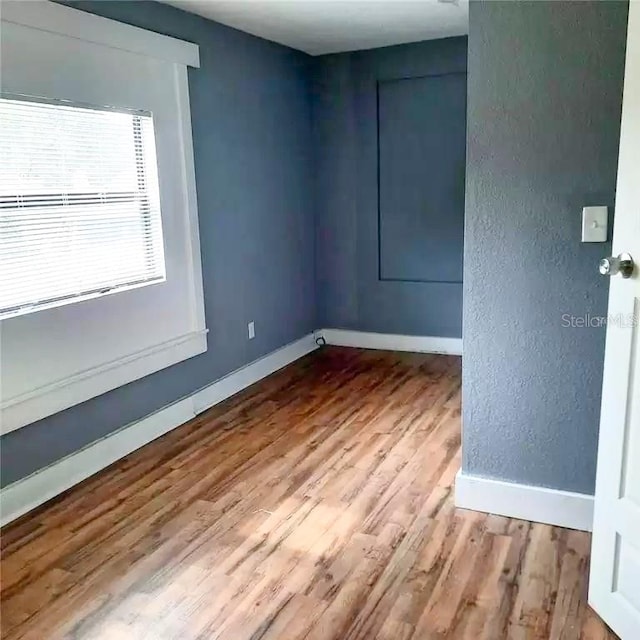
{"left": 0, "top": 1, "right": 638, "bottom": 639}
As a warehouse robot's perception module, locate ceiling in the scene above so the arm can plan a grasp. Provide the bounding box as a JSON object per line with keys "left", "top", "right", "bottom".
{"left": 161, "top": 0, "right": 469, "bottom": 56}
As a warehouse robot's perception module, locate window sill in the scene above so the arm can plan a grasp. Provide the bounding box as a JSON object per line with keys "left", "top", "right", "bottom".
{"left": 0, "top": 329, "right": 208, "bottom": 435}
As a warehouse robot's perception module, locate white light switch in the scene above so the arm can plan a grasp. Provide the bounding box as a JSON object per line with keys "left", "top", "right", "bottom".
{"left": 581, "top": 206, "right": 608, "bottom": 242}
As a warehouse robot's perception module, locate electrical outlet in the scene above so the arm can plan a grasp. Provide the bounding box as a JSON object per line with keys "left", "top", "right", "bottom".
{"left": 248, "top": 321, "right": 255, "bottom": 340}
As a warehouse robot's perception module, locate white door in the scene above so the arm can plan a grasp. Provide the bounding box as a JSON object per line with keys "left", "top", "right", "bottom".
{"left": 589, "top": 3, "right": 640, "bottom": 639}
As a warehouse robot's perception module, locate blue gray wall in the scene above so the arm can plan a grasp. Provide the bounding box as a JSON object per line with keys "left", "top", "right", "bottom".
{"left": 462, "top": 0, "right": 628, "bottom": 494}
{"left": 313, "top": 38, "right": 467, "bottom": 337}
{"left": 0, "top": 0, "right": 315, "bottom": 486}
{"left": 379, "top": 73, "right": 466, "bottom": 284}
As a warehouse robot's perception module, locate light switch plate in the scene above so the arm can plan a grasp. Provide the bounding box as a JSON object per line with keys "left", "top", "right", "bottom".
{"left": 581, "top": 206, "right": 608, "bottom": 242}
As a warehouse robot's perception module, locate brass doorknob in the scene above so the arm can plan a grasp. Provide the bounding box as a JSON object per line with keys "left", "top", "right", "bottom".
{"left": 599, "top": 253, "right": 635, "bottom": 278}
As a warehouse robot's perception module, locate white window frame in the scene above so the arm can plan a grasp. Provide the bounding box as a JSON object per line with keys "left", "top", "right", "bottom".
{"left": 0, "top": 1, "right": 206, "bottom": 434}
{"left": 0, "top": 95, "right": 168, "bottom": 319}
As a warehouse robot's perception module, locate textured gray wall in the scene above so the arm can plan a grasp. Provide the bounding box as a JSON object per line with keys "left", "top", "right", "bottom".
{"left": 0, "top": 1, "right": 315, "bottom": 486}
{"left": 462, "top": 0, "right": 628, "bottom": 494}
{"left": 313, "top": 38, "right": 468, "bottom": 337}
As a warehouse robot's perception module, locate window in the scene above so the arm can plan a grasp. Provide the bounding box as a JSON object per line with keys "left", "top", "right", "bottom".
{"left": 1, "top": 0, "right": 205, "bottom": 433}
{"left": 0, "top": 96, "right": 165, "bottom": 319}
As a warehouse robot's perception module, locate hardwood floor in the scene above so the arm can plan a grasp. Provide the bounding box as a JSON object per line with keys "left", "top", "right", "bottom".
{"left": 0, "top": 347, "right": 617, "bottom": 640}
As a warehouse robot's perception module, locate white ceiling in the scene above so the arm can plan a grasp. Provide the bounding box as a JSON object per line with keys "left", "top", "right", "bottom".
{"left": 161, "top": 0, "right": 469, "bottom": 56}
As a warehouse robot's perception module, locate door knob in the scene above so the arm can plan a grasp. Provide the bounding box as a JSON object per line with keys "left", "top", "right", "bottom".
{"left": 599, "top": 253, "right": 635, "bottom": 278}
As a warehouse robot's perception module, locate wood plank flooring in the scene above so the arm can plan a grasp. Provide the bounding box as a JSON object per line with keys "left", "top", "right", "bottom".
{"left": 0, "top": 347, "right": 617, "bottom": 639}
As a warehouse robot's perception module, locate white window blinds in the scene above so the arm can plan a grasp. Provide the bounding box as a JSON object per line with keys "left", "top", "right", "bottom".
{"left": 0, "top": 96, "right": 165, "bottom": 319}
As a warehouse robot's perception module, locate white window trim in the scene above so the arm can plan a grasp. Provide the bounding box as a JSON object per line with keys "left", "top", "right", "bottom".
{"left": 0, "top": 1, "right": 200, "bottom": 68}
{"left": 0, "top": 2, "right": 206, "bottom": 435}
{"left": 1, "top": 330, "right": 208, "bottom": 431}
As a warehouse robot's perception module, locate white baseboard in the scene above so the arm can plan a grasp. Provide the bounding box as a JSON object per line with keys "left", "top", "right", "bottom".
{"left": 192, "top": 334, "right": 316, "bottom": 414}
{"left": 318, "top": 328, "right": 462, "bottom": 356}
{"left": 0, "top": 399, "right": 195, "bottom": 529}
{"left": 0, "top": 333, "right": 318, "bottom": 527}
{"left": 455, "top": 470, "right": 594, "bottom": 532}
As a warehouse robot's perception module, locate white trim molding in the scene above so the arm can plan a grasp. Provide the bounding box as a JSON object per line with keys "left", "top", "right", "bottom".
{"left": 0, "top": 334, "right": 318, "bottom": 527}
{"left": 318, "top": 328, "right": 463, "bottom": 356}
{"left": 0, "top": 398, "right": 196, "bottom": 529}
{"left": 1, "top": 331, "right": 208, "bottom": 435}
{"left": 455, "top": 470, "right": 594, "bottom": 532}
{"left": 1, "top": 1, "right": 200, "bottom": 67}
{"left": 192, "top": 334, "right": 317, "bottom": 414}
